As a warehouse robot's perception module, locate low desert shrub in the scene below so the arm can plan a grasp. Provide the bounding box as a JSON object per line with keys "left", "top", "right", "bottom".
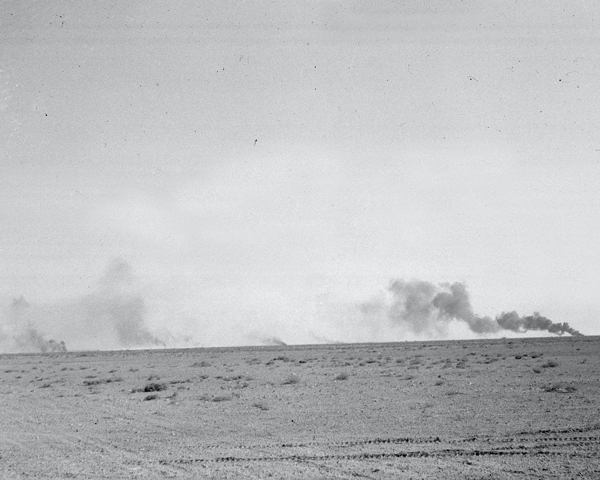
{"left": 199, "top": 394, "right": 234, "bottom": 402}
{"left": 131, "top": 382, "right": 167, "bottom": 393}
{"left": 144, "top": 382, "right": 167, "bottom": 392}
{"left": 541, "top": 360, "right": 559, "bottom": 368}
{"left": 215, "top": 375, "right": 245, "bottom": 382}
{"left": 542, "top": 383, "right": 576, "bottom": 393}
{"left": 266, "top": 356, "right": 292, "bottom": 366}
{"left": 191, "top": 361, "right": 211, "bottom": 368}
{"left": 84, "top": 377, "right": 123, "bottom": 386}
{"left": 144, "top": 394, "right": 158, "bottom": 401}
{"left": 335, "top": 372, "right": 349, "bottom": 381}
{"left": 282, "top": 374, "right": 300, "bottom": 385}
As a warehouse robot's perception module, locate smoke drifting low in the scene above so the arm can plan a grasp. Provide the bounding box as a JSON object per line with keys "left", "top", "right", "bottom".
{"left": 1, "top": 296, "right": 68, "bottom": 353}
{"left": 0, "top": 259, "right": 166, "bottom": 353}
{"left": 361, "top": 279, "right": 583, "bottom": 338}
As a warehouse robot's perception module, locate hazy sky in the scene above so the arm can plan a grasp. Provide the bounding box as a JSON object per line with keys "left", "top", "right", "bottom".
{"left": 1, "top": 1, "right": 599, "bottom": 350}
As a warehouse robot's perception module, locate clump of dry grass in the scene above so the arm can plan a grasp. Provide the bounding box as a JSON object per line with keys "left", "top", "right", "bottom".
{"left": 215, "top": 374, "right": 247, "bottom": 382}
{"left": 542, "top": 383, "right": 576, "bottom": 393}
{"left": 334, "top": 372, "right": 349, "bottom": 381}
{"left": 445, "top": 390, "right": 461, "bottom": 396}
{"left": 83, "top": 377, "right": 123, "bottom": 386}
{"left": 483, "top": 356, "right": 499, "bottom": 365}
{"left": 199, "top": 394, "right": 235, "bottom": 402}
{"left": 252, "top": 401, "right": 269, "bottom": 411}
{"left": 169, "top": 379, "right": 192, "bottom": 385}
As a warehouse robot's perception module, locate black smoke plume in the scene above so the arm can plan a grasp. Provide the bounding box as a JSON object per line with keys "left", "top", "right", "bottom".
{"left": 496, "top": 311, "right": 582, "bottom": 336}
{"left": 361, "top": 279, "right": 583, "bottom": 338}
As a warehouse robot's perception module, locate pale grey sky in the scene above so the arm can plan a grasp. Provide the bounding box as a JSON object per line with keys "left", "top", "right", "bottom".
{"left": 1, "top": 1, "right": 599, "bottom": 350}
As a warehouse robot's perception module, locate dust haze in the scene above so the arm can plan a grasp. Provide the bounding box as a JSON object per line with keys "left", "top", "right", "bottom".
{"left": 0, "top": 261, "right": 583, "bottom": 353}
{"left": 0, "top": 259, "right": 168, "bottom": 353}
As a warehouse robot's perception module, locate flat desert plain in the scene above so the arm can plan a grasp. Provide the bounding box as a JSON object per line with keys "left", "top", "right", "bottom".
{"left": 1, "top": 335, "right": 599, "bottom": 479}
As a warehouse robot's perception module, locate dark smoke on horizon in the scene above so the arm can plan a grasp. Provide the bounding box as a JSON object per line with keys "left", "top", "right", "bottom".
{"left": 2, "top": 296, "right": 68, "bottom": 353}
{"left": 361, "top": 279, "right": 583, "bottom": 338}
{"left": 261, "top": 336, "right": 288, "bottom": 346}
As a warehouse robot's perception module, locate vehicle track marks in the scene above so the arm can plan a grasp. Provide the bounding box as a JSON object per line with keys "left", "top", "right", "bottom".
{"left": 159, "top": 426, "right": 600, "bottom": 466}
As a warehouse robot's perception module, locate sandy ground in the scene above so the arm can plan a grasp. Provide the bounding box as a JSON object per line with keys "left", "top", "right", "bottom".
{"left": 1, "top": 335, "right": 599, "bottom": 479}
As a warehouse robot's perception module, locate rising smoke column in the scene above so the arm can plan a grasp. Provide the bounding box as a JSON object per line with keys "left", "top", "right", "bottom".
{"left": 82, "top": 258, "right": 164, "bottom": 347}
{"left": 362, "top": 279, "right": 582, "bottom": 338}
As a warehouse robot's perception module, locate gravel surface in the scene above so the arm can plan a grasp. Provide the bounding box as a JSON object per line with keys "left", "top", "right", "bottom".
{"left": 1, "top": 335, "right": 599, "bottom": 478}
